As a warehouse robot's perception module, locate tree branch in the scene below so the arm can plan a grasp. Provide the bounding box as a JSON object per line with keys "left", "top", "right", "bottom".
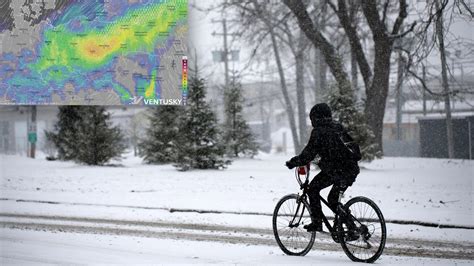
{"left": 389, "top": 21, "right": 417, "bottom": 40}
{"left": 381, "top": 0, "right": 390, "bottom": 25}
{"left": 283, "top": 0, "right": 352, "bottom": 94}
{"left": 360, "top": 0, "right": 386, "bottom": 38}
{"left": 394, "top": 43, "right": 460, "bottom": 98}
{"left": 391, "top": 0, "right": 408, "bottom": 36}
{"left": 455, "top": 0, "right": 474, "bottom": 17}
{"left": 329, "top": 0, "right": 373, "bottom": 91}
{"left": 406, "top": 69, "right": 459, "bottom": 97}
{"left": 420, "top": 0, "right": 449, "bottom": 33}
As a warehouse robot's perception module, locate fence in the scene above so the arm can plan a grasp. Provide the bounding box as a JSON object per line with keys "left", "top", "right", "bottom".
{"left": 418, "top": 116, "right": 474, "bottom": 159}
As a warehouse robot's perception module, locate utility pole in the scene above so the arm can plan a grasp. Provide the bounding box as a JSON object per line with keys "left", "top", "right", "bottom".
{"left": 435, "top": 0, "right": 455, "bottom": 159}
{"left": 211, "top": 18, "right": 240, "bottom": 88}
{"left": 223, "top": 19, "right": 229, "bottom": 88}
{"left": 395, "top": 51, "right": 405, "bottom": 141}
{"left": 422, "top": 64, "right": 427, "bottom": 116}
{"left": 28, "top": 106, "right": 37, "bottom": 158}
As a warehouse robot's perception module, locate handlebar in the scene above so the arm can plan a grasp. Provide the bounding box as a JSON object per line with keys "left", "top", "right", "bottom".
{"left": 295, "top": 163, "right": 311, "bottom": 189}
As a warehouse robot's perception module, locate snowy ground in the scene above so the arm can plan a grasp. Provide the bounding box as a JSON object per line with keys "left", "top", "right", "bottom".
{"left": 1, "top": 153, "right": 473, "bottom": 264}
{"left": 1, "top": 152, "right": 472, "bottom": 227}
{"left": 2, "top": 228, "right": 471, "bottom": 265}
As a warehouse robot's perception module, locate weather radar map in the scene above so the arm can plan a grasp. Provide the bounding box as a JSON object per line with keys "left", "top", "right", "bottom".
{"left": 0, "top": 0, "right": 188, "bottom": 105}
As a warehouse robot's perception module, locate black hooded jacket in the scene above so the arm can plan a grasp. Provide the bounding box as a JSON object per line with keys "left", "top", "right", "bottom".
{"left": 288, "top": 103, "right": 359, "bottom": 183}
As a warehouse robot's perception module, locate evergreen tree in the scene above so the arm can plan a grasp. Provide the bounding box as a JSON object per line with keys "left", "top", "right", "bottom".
{"left": 46, "top": 106, "right": 126, "bottom": 165}
{"left": 223, "top": 83, "right": 258, "bottom": 157}
{"left": 45, "top": 106, "right": 82, "bottom": 160}
{"left": 328, "top": 88, "right": 381, "bottom": 161}
{"left": 74, "top": 107, "right": 126, "bottom": 165}
{"left": 175, "top": 76, "right": 229, "bottom": 171}
{"left": 139, "top": 106, "right": 181, "bottom": 164}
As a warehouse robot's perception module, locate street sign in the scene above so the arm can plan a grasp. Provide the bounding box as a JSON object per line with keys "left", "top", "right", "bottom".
{"left": 28, "top": 132, "right": 37, "bottom": 143}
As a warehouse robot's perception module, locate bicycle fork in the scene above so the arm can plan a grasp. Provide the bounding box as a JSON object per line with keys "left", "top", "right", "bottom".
{"left": 289, "top": 196, "right": 305, "bottom": 228}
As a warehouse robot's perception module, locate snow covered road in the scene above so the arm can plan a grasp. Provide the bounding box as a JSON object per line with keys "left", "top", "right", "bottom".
{"left": 3, "top": 228, "right": 471, "bottom": 265}
{"left": 1, "top": 212, "right": 473, "bottom": 262}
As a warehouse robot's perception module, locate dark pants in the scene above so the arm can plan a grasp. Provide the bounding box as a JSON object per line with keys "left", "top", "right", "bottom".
{"left": 308, "top": 171, "right": 349, "bottom": 223}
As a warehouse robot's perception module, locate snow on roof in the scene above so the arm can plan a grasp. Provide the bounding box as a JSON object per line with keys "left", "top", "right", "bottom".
{"left": 384, "top": 108, "right": 474, "bottom": 124}
{"left": 384, "top": 107, "right": 420, "bottom": 124}
{"left": 247, "top": 121, "right": 264, "bottom": 125}
{"left": 384, "top": 99, "right": 474, "bottom": 124}
{"left": 403, "top": 100, "right": 474, "bottom": 112}
{"left": 417, "top": 112, "right": 474, "bottom": 120}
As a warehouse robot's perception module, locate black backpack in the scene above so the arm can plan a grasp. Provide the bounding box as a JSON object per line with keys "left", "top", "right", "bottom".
{"left": 338, "top": 131, "right": 362, "bottom": 161}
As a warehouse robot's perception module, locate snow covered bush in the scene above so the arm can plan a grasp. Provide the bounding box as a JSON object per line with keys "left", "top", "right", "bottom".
{"left": 174, "top": 76, "right": 230, "bottom": 171}
{"left": 223, "top": 82, "right": 258, "bottom": 157}
{"left": 46, "top": 106, "right": 126, "bottom": 165}
{"left": 139, "top": 106, "right": 181, "bottom": 164}
{"left": 328, "top": 87, "right": 381, "bottom": 161}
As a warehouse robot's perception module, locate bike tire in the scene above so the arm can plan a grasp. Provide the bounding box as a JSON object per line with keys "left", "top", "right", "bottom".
{"left": 339, "top": 196, "right": 386, "bottom": 263}
{"left": 272, "top": 194, "right": 316, "bottom": 256}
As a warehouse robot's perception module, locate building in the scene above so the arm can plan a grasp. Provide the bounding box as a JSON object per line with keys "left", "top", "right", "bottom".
{"left": 419, "top": 115, "right": 474, "bottom": 159}
{"left": 0, "top": 106, "right": 147, "bottom": 157}
{"left": 383, "top": 99, "right": 474, "bottom": 158}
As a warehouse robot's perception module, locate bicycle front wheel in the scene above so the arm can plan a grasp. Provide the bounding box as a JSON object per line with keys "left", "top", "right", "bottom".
{"left": 340, "top": 196, "right": 386, "bottom": 263}
{"left": 272, "top": 194, "right": 315, "bottom": 256}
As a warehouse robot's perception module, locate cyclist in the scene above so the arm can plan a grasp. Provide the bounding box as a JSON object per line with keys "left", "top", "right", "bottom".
{"left": 285, "top": 103, "right": 360, "bottom": 232}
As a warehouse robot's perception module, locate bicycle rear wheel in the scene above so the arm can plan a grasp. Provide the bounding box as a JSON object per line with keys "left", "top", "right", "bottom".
{"left": 272, "top": 194, "right": 315, "bottom": 256}
{"left": 339, "top": 196, "right": 386, "bottom": 263}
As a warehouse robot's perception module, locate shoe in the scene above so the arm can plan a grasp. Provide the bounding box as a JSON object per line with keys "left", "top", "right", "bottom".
{"left": 303, "top": 222, "right": 323, "bottom": 232}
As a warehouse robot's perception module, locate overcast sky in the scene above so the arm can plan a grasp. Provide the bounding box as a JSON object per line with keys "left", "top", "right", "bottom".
{"left": 188, "top": 1, "right": 474, "bottom": 87}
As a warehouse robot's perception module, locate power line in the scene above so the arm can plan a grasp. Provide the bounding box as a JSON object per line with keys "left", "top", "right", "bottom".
{"left": 211, "top": 18, "right": 241, "bottom": 88}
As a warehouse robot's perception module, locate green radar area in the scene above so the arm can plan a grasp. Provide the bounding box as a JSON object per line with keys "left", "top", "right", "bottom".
{"left": 0, "top": 0, "right": 188, "bottom": 105}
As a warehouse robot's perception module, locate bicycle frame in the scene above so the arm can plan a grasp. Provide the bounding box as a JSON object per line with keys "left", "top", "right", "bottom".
{"left": 295, "top": 184, "right": 340, "bottom": 234}
{"left": 293, "top": 165, "right": 358, "bottom": 236}
{"left": 319, "top": 196, "right": 340, "bottom": 234}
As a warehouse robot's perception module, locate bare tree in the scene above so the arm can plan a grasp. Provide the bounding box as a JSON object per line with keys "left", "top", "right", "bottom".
{"left": 225, "top": 1, "right": 303, "bottom": 152}
{"left": 402, "top": 0, "right": 473, "bottom": 158}
{"left": 284, "top": 0, "right": 416, "bottom": 153}
{"left": 310, "top": 1, "right": 329, "bottom": 103}
{"left": 272, "top": 20, "right": 313, "bottom": 150}
{"left": 295, "top": 30, "right": 310, "bottom": 147}
{"left": 127, "top": 111, "right": 147, "bottom": 157}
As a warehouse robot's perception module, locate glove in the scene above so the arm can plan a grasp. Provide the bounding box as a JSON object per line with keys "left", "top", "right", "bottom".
{"left": 285, "top": 160, "right": 295, "bottom": 169}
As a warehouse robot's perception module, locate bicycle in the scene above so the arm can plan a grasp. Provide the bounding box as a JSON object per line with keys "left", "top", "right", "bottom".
{"left": 272, "top": 164, "right": 386, "bottom": 263}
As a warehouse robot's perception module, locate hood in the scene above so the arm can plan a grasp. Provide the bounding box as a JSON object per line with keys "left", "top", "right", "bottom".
{"left": 310, "top": 103, "right": 332, "bottom": 127}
